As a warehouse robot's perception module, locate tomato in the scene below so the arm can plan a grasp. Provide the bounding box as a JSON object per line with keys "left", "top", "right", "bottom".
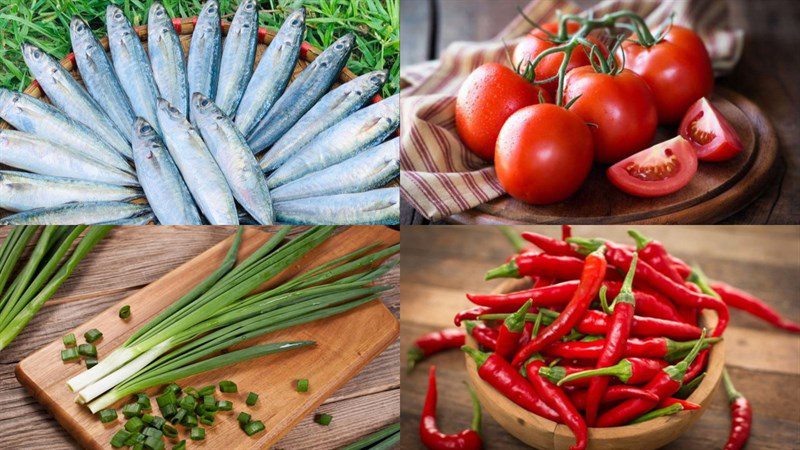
{"left": 678, "top": 97, "right": 743, "bottom": 162}
{"left": 564, "top": 66, "right": 658, "bottom": 164}
{"left": 495, "top": 104, "right": 593, "bottom": 204}
{"left": 455, "top": 63, "right": 549, "bottom": 161}
{"left": 513, "top": 23, "right": 606, "bottom": 94}
{"left": 607, "top": 136, "right": 698, "bottom": 197}
{"left": 619, "top": 25, "right": 714, "bottom": 124}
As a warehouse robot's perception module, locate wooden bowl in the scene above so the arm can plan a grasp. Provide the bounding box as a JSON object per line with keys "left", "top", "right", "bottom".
{"left": 464, "top": 277, "right": 725, "bottom": 450}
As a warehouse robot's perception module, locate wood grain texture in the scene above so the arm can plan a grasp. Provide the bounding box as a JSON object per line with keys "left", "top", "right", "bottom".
{"left": 0, "top": 226, "right": 400, "bottom": 450}
{"left": 399, "top": 225, "right": 800, "bottom": 449}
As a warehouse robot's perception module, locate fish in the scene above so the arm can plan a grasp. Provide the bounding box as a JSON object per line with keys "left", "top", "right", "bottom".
{"left": 234, "top": 8, "right": 305, "bottom": 136}
{"left": 270, "top": 138, "right": 399, "bottom": 202}
{"left": 69, "top": 16, "right": 137, "bottom": 142}
{"left": 187, "top": 0, "right": 222, "bottom": 115}
{"left": 274, "top": 188, "right": 400, "bottom": 225}
{"left": 131, "top": 118, "right": 202, "bottom": 225}
{"left": 0, "top": 171, "right": 142, "bottom": 212}
{"left": 259, "top": 70, "right": 386, "bottom": 172}
{"left": 156, "top": 98, "right": 238, "bottom": 224}
{"left": 100, "top": 212, "right": 154, "bottom": 225}
{"left": 190, "top": 93, "right": 274, "bottom": 224}
{"left": 20, "top": 42, "right": 132, "bottom": 158}
{"left": 266, "top": 94, "right": 399, "bottom": 188}
{"left": 214, "top": 0, "right": 258, "bottom": 116}
{"left": 0, "top": 201, "right": 151, "bottom": 225}
{"left": 148, "top": 2, "right": 189, "bottom": 117}
{"left": 0, "top": 89, "right": 134, "bottom": 173}
{"left": 0, "top": 129, "right": 139, "bottom": 186}
{"left": 107, "top": 4, "right": 162, "bottom": 133}
{"left": 247, "top": 33, "right": 355, "bottom": 152}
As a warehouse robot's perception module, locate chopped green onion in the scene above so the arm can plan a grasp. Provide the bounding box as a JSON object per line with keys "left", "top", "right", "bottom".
{"left": 203, "top": 395, "right": 217, "bottom": 412}
{"left": 157, "top": 391, "right": 177, "bottom": 408}
{"left": 84, "top": 328, "right": 103, "bottom": 343}
{"left": 170, "top": 408, "right": 187, "bottom": 425}
{"left": 78, "top": 343, "right": 97, "bottom": 357}
{"left": 190, "top": 427, "right": 205, "bottom": 440}
{"left": 61, "top": 348, "right": 80, "bottom": 362}
{"left": 219, "top": 380, "right": 238, "bottom": 393}
{"left": 150, "top": 416, "right": 166, "bottom": 430}
{"left": 180, "top": 413, "right": 198, "bottom": 428}
{"left": 162, "top": 424, "right": 178, "bottom": 438}
{"left": 85, "top": 357, "right": 98, "bottom": 369}
{"left": 183, "top": 387, "right": 198, "bottom": 397}
{"left": 314, "top": 413, "right": 332, "bottom": 426}
{"left": 164, "top": 383, "right": 181, "bottom": 396}
{"left": 142, "top": 427, "right": 163, "bottom": 439}
{"left": 296, "top": 379, "right": 309, "bottom": 392}
{"left": 143, "top": 435, "right": 164, "bottom": 450}
{"left": 199, "top": 414, "right": 214, "bottom": 426}
{"left": 133, "top": 443, "right": 144, "bottom": 450}
{"left": 179, "top": 395, "right": 196, "bottom": 411}
{"left": 160, "top": 404, "right": 177, "bottom": 419}
{"left": 136, "top": 393, "right": 152, "bottom": 411}
{"left": 237, "top": 412, "right": 251, "bottom": 427}
{"left": 125, "top": 416, "right": 144, "bottom": 432}
{"left": 142, "top": 414, "right": 154, "bottom": 424}
{"left": 246, "top": 392, "right": 258, "bottom": 406}
{"left": 198, "top": 385, "right": 215, "bottom": 396}
{"left": 244, "top": 420, "right": 265, "bottom": 436}
{"left": 217, "top": 400, "right": 233, "bottom": 411}
{"left": 98, "top": 409, "right": 118, "bottom": 423}
{"left": 122, "top": 403, "right": 143, "bottom": 418}
{"left": 111, "top": 429, "right": 131, "bottom": 448}
{"left": 173, "top": 440, "right": 186, "bottom": 450}
{"left": 63, "top": 333, "right": 76, "bottom": 347}
{"left": 119, "top": 305, "right": 131, "bottom": 320}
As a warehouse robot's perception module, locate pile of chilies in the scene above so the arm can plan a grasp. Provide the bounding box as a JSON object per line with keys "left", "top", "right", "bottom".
{"left": 409, "top": 226, "right": 797, "bottom": 450}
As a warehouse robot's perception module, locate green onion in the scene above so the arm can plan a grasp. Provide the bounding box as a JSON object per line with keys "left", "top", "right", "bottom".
{"left": 142, "top": 414, "right": 154, "bottom": 424}
{"left": 111, "top": 429, "right": 131, "bottom": 448}
{"left": 63, "top": 333, "right": 76, "bottom": 347}
{"left": 181, "top": 414, "right": 198, "bottom": 428}
{"left": 143, "top": 435, "right": 164, "bottom": 450}
{"left": 61, "top": 348, "right": 80, "bottom": 362}
{"left": 136, "top": 393, "right": 152, "bottom": 411}
{"left": 296, "top": 379, "right": 309, "bottom": 392}
{"left": 198, "top": 385, "right": 215, "bottom": 396}
{"left": 85, "top": 357, "right": 98, "bottom": 369}
{"left": 341, "top": 423, "right": 400, "bottom": 450}
{"left": 119, "top": 305, "right": 131, "bottom": 320}
{"left": 160, "top": 404, "right": 177, "bottom": 419}
{"left": 203, "top": 395, "right": 217, "bottom": 412}
{"left": 123, "top": 403, "right": 143, "bottom": 418}
{"left": 190, "top": 427, "right": 205, "bottom": 440}
{"left": 183, "top": 387, "right": 198, "bottom": 397}
{"left": 164, "top": 383, "right": 181, "bottom": 396}
{"left": 237, "top": 412, "right": 251, "bottom": 427}
{"left": 98, "top": 409, "right": 118, "bottom": 423}
{"left": 151, "top": 416, "right": 166, "bottom": 430}
{"left": 125, "top": 416, "right": 144, "bottom": 432}
{"left": 369, "top": 430, "right": 400, "bottom": 450}
{"left": 314, "top": 413, "right": 332, "bottom": 426}
{"left": 142, "top": 427, "right": 163, "bottom": 439}
{"left": 199, "top": 414, "right": 214, "bottom": 426}
{"left": 156, "top": 391, "right": 176, "bottom": 408}
{"left": 170, "top": 408, "right": 187, "bottom": 425}
{"left": 179, "top": 395, "right": 196, "bottom": 411}
{"left": 78, "top": 343, "right": 97, "bottom": 357}
{"left": 219, "top": 380, "right": 237, "bottom": 393}
{"left": 133, "top": 443, "right": 144, "bottom": 450}
{"left": 244, "top": 420, "right": 265, "bottom": 436}
{"left": 162, "top": 424, "right": 178, "bottom": 438}
{"left": 217, "top": 400, "right": 233, "bottom": 411}
{"left": 173, "top": 440, "right": 186, "bottom": 450}
{"left": 124, "top": 432, "right": 141, "bottom": 446}
{"left": 84, "top": 328, "right": 103, "bottom": 343}
{"left": 246, "top": 392, "right": 258, "bottom": 406}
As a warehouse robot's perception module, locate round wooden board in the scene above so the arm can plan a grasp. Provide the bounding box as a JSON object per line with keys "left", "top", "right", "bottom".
{"left": 447, "top": 87, "right": 780, "bottom": 224}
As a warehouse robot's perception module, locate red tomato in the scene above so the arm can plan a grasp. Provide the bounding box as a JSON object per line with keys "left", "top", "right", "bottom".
{"left": 455, "top": 63, "right": 549, "bottom": 161}
{"left": 513, "top": 23, "right": 606, "bottom": 94}
{"left": 619, "top": 25, "right": 714, "bottom": 124}
{"left": 679, "top": 97, "right": 743, "bottom": 162}
{"left": 607, "top": 136, "right": 698, "bottom": 197}
{"left": 564, "top": 66, "right": 658, "bottom": 164}
{"left": 495, "top": 104, "right": 593, "bottom": 204}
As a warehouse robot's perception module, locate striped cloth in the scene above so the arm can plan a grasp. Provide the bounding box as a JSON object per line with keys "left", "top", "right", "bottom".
{"left": 400, "top": 0, "right": 744, "bottom": 221}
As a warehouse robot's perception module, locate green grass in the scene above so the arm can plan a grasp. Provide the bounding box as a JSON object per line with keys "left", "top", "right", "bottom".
{"left": 0, "top": 0, "right": 399, "bottom": 97}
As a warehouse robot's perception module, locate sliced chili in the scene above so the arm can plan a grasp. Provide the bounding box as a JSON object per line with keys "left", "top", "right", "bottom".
{"left": 407, "top": 328, "right": 466, "bottom": 371}
{"left": 420, "top": 366, "right": 482, "bottom": 450}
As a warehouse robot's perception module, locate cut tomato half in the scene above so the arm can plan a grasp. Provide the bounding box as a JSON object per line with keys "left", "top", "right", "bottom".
{"left": 607, "top": 136, "right": 698, "bottom": 197}
{"left": 679, "top": 97, "right": 743, "bottom": 162}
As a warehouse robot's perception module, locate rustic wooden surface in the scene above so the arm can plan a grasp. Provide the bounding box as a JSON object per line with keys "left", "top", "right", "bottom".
{"left": 0, "top": 226, "right": 400, "bottom": 450}
{"left": 399, "top": 0, "right": 799, "bottom": 225}
{"left": 399, "top": 225, "right": 800, "bottom": 449}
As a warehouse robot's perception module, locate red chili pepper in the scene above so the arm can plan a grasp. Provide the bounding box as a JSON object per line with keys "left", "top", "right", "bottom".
{"left": 525, "top": 358, "right": 587, "bottom": 450}
{"left": 454, "top": 307, "right": 493, "bottom": 326}
{"left": 628, "top": 230, "right": 684, "bottom": 283}
{"left": 464, "top": 321, "right": 498, "bottom": 351}
{"left": 420, "top": 366, "right": 483, "bottom": 450}
{"left": 466, "top": 281, "right": 579, "bottom": 311}
{"left": 512, "top": 247, "right": 607, "bottom": 367}
{"left": 722, "top": 369, "right": 751, "bottom": 450}
{"left": 553, "top": 357, "right": 670, "bottom": 386}
{"left": 485, "top": 254, "right": 587, "bottom": 281}
{"left": 659, "top": 397, "right": 700, "bottom": 411}
{"left": 711, "top": 281, "right": 800, "bottom": 333}
{"left": 495, "top": 301, "right": 532, "bottom": 360}
{"left": 462, "top": 346, "right": 560, "bottom": 422}
{"left": 684, "top": 349, "right": 709, "bottom": 384}
{"left": 544, "top": 336, "right": 720, "bottom": 362}
{"left": 538, "top": 364, "right": 597, "bottom": 387}
{"left": 517, "top": 321, "right": 534, "bottom": 349}
{"left": 595, "top": 330, "right": 709, "bottom": 427}
{"left": 602, "top": 281, "right": 684, "bottom": 323}
{"left": 572, "top": 309, "right": 702, "bottom": 341}
{"left": 532, "top": 277, "right": 554, "bottom": 288}
{"left": 569, "top": 385, "right": 660, "bottom": 409}
{"left": 562, "top": 225, "right": 572, "bottom": 240}
{"left": 408, "top": 329, "right": 466, "bottom": 372}
{"left": 521, "top": 232, "right": 579, "bottom": 257}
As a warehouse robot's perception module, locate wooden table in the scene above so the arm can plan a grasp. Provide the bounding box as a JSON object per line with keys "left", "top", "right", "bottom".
{"left": 399, "top": 0, "right": 799, "bottom": 225}
{"left": 400, "top": 225, "right": 800, "bottom": 449}
{"left": 0, "top": 226, "right": 400, "bottom": 449}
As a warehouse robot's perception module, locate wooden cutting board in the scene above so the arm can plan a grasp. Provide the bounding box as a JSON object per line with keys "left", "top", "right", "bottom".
{"left": 448, "top": 88, "right": 779, "bottom": 224}
{"left": 15, "top": 226, "right": 399, "bottom": 449}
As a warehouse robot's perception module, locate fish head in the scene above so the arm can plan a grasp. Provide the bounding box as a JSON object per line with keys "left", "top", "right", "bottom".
{"left": 200, "top": 0, "right": 219, "bottom": 17}
{"left": 190, "top": 92, "right": 221, "bottom": 123}
{"left": 148, "top": 2, "right": 170, "bottom": 29}
{"left": 20, "top": 42, "right": 49, "bottom": 73}
{"left": 133, "top": 117, "right": 159, "bottom": 141}
{"left": 286, "top": 7, "right": 306, "bottom": 30}
{"left": 156, "top": 98, "right": 185, "bottom": 122}
{"left": 106, "top": 5, "right": 129, "bottom": 33}
{"left": 69, "top": 16, "right": 91, "bottom": 39}
{"left": 366, "top": 70, "right": 388, "bottom": 91}
{"left": 233, "top": 0, "right": 257, "bottom": 28}
{"left": 315, "top": 34, "right": 354, "bottom": 70}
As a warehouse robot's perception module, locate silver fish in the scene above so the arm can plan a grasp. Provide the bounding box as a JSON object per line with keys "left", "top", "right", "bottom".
{"left": 247, "top": 34, "right": 355, "bottom": 152}
{"left": 0, "top": 201, "right": 151, "bottom": 225}
{"left": 100, "top": 212, "right": 154, "bottom": 225}
{"left": 234, "top": 8, "right": 305, "bottom": 136}
{"left": 267, "top": 94, "right": 399, "bottom": 188}
{"left": 148, "top": 2, "right": 189, "bottom": 117}
{"left": 259, "top": 70, "right": 386, "bottom": 172}
{"left": 274, "top": 188, "right": 400, "bottom": 225}
{"left": 132, "top": 118, "right": 202, "bottom": 225}
{"left": 0, "top": 89, "right": 134, "bottom": 172}
{"left": 156, "top": 98, "right": 238, "bottom": 224}
{"left": 107, "top": 4, "right": 162, "bottom": 133}
{"left": 214, "top": 0, "right": 257, "bottom": 116}
{"left": 0, "top": 129, "right": 138, "bottom": 186}
{"left": 69, "top": 16, "right": 136, "bottom": 142}
{"left": 0, "top": 171, "right": 141, "bottom": 212}
{"left": 190, "top": 93, "right": 274, "bottom": 224}
{"left": 20, "top": 42, "right": 131, "bottom": 158}
{"left": 270, "top": 138, "right": 398, "bottom": 202}
{"left": 187, "top": 0, "right": 221, "bottom": 111}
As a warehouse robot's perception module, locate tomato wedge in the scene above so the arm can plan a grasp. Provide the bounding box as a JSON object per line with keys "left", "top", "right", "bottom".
{"left": 679, "top": 97, "right": 743, "bottom": 162}
{"left": 607, "top": 136, "right": 698, "bottom": 197}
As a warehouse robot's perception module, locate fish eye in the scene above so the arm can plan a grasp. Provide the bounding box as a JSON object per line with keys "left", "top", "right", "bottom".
{"left": 355, "top": 90, "right": 363, "bottom": 96}
{"left": 335, "top": 43, "right": 343, "bottom": 50}
{"left": 291, "top": 19, "right": 300, "bottom": 26}
{"left": 115, "top": 12, "right": 123, "bottom": 19}
{"left": 76, "top": 23, "right": 85, "bottom": 32}
{"left": 33, "top": 49, "right": 41, "bottom": 58}
{"left": 141, "top": 124, "right": 152, "bottom": 133}
{"left": 319, "top": 61, "right": 329, "bottom": 68}
{"left": 200, "top": 98, "right": 210, "bottom": 107}
{"left": 168, "top": 105, "right": 178, "bottom": 114}
{"left": 161, "top": 27, "right": 169, "bottom": 34}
